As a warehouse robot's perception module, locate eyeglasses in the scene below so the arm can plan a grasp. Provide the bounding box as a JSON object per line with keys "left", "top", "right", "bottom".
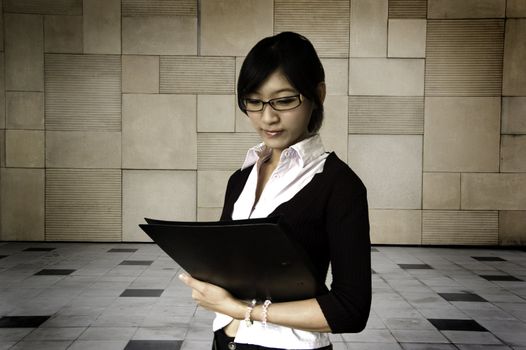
{"left": 242, "top": 95, "right": 302, "bottom": 112}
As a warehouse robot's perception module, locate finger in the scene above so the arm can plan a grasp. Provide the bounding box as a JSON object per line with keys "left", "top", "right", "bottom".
{"left": 179, "top": 273, "right": 207, "bottom": 293}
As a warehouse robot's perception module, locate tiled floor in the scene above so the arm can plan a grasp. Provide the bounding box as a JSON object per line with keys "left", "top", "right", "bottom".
{"left": 0, "top": 242, "right": 525, "bottom": 350}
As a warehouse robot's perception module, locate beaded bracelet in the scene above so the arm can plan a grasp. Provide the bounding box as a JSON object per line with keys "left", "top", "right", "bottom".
{"left": 262, "top": 299, "right": 272, "bottom": 327}
{"left": 244, "top": 299, "right": 257, "bottom": 327}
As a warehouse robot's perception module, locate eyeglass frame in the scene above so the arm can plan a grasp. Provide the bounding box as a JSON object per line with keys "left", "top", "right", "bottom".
{"left": 241, "top": 94, "right": 303, "bottom": 113}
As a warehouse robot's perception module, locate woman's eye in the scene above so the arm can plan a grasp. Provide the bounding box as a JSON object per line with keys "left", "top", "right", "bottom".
{"left": 275, "top": 97, "right": 296, "bottom": 105}
{"left": 245, "top": 99, "right": 260, "bottom": 106}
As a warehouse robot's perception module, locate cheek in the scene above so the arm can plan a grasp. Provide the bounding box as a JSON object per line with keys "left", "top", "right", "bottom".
{"left": 297, "top": 105, "right": 314, "bottom": 131}
{"left": 247, "top": 115, "right": 260, "bottom": 129}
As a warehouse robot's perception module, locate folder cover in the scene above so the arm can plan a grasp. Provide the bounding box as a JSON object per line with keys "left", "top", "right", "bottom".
{"left": 139, "top": 216, "right": 327, "bottom": 302}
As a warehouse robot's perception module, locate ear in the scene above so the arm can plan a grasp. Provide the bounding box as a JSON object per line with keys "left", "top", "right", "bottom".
{"left": 317, "top": 82, "right": 326, "bottom": 105}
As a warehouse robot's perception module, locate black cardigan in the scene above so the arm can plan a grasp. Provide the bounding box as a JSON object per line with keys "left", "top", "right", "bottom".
{"left": 220, "top": 152, "right": 371, "bottom": 334}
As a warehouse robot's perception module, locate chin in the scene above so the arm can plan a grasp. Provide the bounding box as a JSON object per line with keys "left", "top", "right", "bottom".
{"left": 262, "top": 139, "right": 289, "bottom": 151}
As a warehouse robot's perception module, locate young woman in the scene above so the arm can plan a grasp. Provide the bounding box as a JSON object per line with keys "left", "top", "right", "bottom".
{"left": 180, "top": 31, "right": 371, "bottom": 350}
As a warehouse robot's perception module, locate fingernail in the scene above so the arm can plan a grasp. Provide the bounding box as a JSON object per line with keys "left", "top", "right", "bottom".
{"left": 178, "top": 273, "right": 186, "bottom": 280}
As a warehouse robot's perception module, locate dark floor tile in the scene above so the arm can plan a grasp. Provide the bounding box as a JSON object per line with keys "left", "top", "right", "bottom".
{"left": 120, "top": 260, "right": 153, "bottom": 266}
{"left": 34, "top": 269, "right": 76, "bottom": 276}
{"left": 0, "top": 316, "right": 51, "bottom": 328}
{"left": 428, "top": 319, "right": 487, "bottom": 332}
{"left": 480, "top": 275, "right": 523, "bottom": 282}
{"left": 399, "top": 264, "right": 433, "bottom": 270}
{"left": 108, "top": 248, "right": 138, "bottom": 253}
{"left": 120, "top": 289, "right": 164, "bottom": 297}
{"left": 124, "top": 340, "right": 182, "bottom": 350}
{"left": 438, "top": 292, "right": 487, "bottom": 302}
{"left": 23, "top": 248, "right": 55, "bottom": 252}
{"left": 472, "top": 256, "right": 506, "bottom": 262}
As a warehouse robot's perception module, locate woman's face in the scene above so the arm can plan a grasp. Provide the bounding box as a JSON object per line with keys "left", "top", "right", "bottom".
{"left": 245, "top": 70, "right": 314, "bottom": 153}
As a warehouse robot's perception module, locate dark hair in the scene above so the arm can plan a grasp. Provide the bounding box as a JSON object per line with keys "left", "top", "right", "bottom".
{"left": 237, "top": 32, "right": 325, "bottom": 134}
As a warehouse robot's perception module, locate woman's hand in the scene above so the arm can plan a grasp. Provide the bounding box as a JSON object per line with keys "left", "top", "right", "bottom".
{"left": 179, "top": 273, "right": 246, "bottom": 319}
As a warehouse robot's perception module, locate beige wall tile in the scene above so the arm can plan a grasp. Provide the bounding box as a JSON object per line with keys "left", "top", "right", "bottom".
{"left": 197, "top": 95, "right": 235, "bottom": 132}
{"left": 198, "top": 133, "right": 261, "bottom": 171}
{"left": 200, "top": 0, "right": 273, "bottom": 56}
{"left": 370, "top": 209, "right": 421, "bottom": 244}
{"left": 502, "top": 97, "right": 526, "bottom": 134}
{"left": 388, "top": 19, "right": 426, "bottom": 58}
{"left": 83, "top": 0, "right": 121, "bottom": 54}
{"left": 426, "top": 20, "right": 504, "bottom": 96}
{"left": 275, "top": 0, "right": 350, "bottom": 58}
{"left": 45, "top": 54, "right": 121, "bottom": 132}
{"left": 0, "top": 53, "right": 5, "bottom": 129}
{"left": 320, "top": 96, "right": 348, "bottom": 163}
{"left": 122, "top": 0, "right": 197, "bottom": 16}
{"left": 46, "top": 131, "right": 121, "bottom": 168}
{"left": 424, "top": 97, "right": 501, "bottom": 172}
{"left": 6, "top": 130, "right": 44, "bottom": 168}
{"left": 428, "top": 0, "right": 506, "bottom": 18}
{"left": 349, "top": 58, "right": 425, "bottom": 96}
{"left": 349, "top": 96, "right": 424, "bottom": 135}
{"left": 44, "top": 15, "right": 82, "bottom": 53}
{"left": 0, "top": 130, "right": 5, "bottom": 167}
{"left": 348, "top": 135, "right": 422, "bottom": 209}
{"left": 160, "top": 56, "right": 234, "bottom": 94}
{"left": 5, "top": 14, "right": 44, "bottom": 91}
{"left": 423, "top": 172, "right": 460, "bottom": 209}
{"left": 6, "top": 92, "right": 44, "bottom": 130}
{"left": 46, "top": 169, "right": 121, "bottom": 241}
{"left": 461, "top": 173, "right": 526, "bottom": 210}
{"left": 123, "top": 170, "right": 196, "bottom": 241}
{"left": 501, "top": 135, "right": 526, "bottom": 172}
{"left": 1, "top": 168, "right": 44, "bottom": 241}
{"left": 197, "top": 171, "right": 231, "bottom": 208}
{"left": 350, "top": 0, "right": 388, "bottom": 57}
{"left": 507, "top": 0, "right": 526, "bottom": 17}
{"left": 499, "top": 211, "right": 526, "bottom": 245}
{"left": 122, "top": 94, "right": 197, "bottom": 169}
{"left": 321, "top": 59, "right": 349, "bottom": 96}
{"left": 423, "top": 210, "right": 498, "bottom": 245}
{"left": 4, "top": 0, "right": 82, "bottom": 15}
{"left": 197, "top": 208, "right": 223, "bottom": 222}
{"left": 503, "top": 19, "right": 526, "bottom": 96}
{"left": 123, "top": 16, "right": 197, "bottom": 55}
{"left": 389, "top": 0, "right": 427, "bottom": 18}
{"left": 122, "top": 55, "right": 159, "bottom": 94}
{"left": 0, "top": 1, "right": 4, "bottom": 52}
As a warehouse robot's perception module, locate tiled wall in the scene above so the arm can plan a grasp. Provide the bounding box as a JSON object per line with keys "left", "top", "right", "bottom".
{"left": 0, "top": 0, "right": 525, "bottom": 245}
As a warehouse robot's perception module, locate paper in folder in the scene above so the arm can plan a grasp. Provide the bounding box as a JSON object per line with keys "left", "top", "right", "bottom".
{"left": 139, "top": 216, "right": 327, "bottom": 302}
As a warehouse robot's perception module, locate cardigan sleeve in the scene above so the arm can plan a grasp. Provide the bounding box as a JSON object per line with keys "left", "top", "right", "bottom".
{"left": 315, "top": 178, "right": 371, "bottom": 333}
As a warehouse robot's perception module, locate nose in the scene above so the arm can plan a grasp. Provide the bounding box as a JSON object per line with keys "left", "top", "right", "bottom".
{"left": 260, "top": 103, "right": 279, "bottom": 124}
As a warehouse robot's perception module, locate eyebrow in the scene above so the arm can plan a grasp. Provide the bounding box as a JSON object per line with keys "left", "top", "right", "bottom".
{"left": 251, "top": 88, "right": 298, "bottom": 96}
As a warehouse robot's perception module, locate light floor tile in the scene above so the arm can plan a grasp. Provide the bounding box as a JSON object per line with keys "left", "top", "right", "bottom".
{"left": 442, "top": 331, "right": 503, "bottom": 345}
{"left": 67, "top": 340, "right": 128, "bottom": 350}
{"left": 79, "top": 327, "right": 137, "bottom": 341}
{"left": 23, "top": 327, "right": 86, "bottom": 341}
{"left": 391, "top": 329, "right": 449, "bottom": 343}
{"left": 0, "top": 243, "right": 524, "bottom": 348}
{"left": 9, "top": 341, "right": 72, "bottom": 349}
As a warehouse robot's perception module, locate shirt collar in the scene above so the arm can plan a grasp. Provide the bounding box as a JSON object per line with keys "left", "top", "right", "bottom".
{"left": 241, "top": 134, "right": 325, "bottom": 170}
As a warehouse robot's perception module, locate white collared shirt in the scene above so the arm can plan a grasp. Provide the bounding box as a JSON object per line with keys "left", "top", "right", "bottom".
{"left": 213, "top": 134, "right": 331, "bottom": 349}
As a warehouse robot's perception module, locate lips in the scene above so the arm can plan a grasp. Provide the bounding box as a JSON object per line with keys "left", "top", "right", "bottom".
{"left": 264, "top": 129, "right": 283, "bottom": 137}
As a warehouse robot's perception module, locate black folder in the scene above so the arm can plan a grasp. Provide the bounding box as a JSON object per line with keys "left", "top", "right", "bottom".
{"left": 139, "top": 216, "right": 327, "bottom": 302}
